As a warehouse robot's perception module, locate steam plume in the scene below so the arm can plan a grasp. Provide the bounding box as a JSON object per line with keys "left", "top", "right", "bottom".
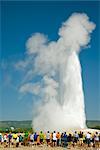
{"left": 20, "top": 13, "right": 95, "bottom": 131}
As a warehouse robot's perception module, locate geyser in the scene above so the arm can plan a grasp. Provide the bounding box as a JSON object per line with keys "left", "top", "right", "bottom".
{"left": 20, "top": 13, "right": 95, "bottom": 131}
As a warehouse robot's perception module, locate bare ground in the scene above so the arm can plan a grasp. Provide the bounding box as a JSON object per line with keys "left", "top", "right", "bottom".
{"left": 0, "top": 145, "right": 99, "bottom": 150}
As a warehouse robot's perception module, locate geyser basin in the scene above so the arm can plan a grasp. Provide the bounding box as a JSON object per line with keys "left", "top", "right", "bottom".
{"left": 20, "top": 13, "right": 95, "bottom": 131}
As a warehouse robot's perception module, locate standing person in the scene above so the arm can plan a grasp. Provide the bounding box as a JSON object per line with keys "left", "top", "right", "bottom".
{"left": 63, "top": 132, "right": 68, "bottom": 148}
{"left": 86, "top": 132, "right": 91, "bottom": 147}
{"left": 16, "top": 136, "right": 19, "bottom": 147}
{"left": 30, "top": 133, "right": 34, "bottom": 146}
{"left": 61, "top": 133, "right": 64, "bottom": 147}
{"left": 19, "top": 134, "right": 23, "bottom": 143}
{"left": 24, "top": 131, "right": 29, "bottom": 146}
{"left": 24, "top": 131, "right": 29, "bottom": 139}
{"left": 34, "top": 132, "right": 38, "bottom": 146}
{"left": 73, "top": 131, "right": 79, "bottom": 145}
{"left": 94, "top": 132, "right": 99, "bottom": 148}
{"left": 37, "top": 134, "right": 40, "bottom": 145}
{"left": 68, "top": 133, "right": 72, "bottom": 148}
{"left": 8, "top": 132, "right": 12, "bottom": 148}
{"left": 0, "top": 133, "right": 3, "bottom": 145}
{"left": 56, "top": 132, "right": 61, "bottom": 146}
{"left": 46, "top": 131, "right": 50, "bottom": 146}
{"left": 0, "top": 133, "right": 4, "bottom": 145}
{"left": 39, "top": 131, "right": 44, "bottom": 144}
{"left": 50, "top": 132, "right": 53, "bottom": 147}
{"left": 13, "top": 132, "right": 17, "bottom": 145}
{"left": 52, "top": 131, "right": 57, "bottom": 147}
{"left": 79, "top": 131, "right": 83, "bottom": 146}
{"left": 4, "top": 134, "right": 7, "bottom": 147}
{"left": 0, "top": 133, "right": 2, "bottom": 143}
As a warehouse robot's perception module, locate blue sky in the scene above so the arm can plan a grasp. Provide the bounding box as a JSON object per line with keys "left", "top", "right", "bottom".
{"left": 0, "top": 1, "right": 100, "bottom": 121}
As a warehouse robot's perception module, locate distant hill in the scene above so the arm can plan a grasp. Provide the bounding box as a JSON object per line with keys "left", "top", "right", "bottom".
{"left": 86, "top": 120, "right": 100, "bottom": 129}
{"left": 0, "top": 120, "right": 100, "bottom": 130}
{"left": 0, "top": 120, "right": 32, "bottom": 129}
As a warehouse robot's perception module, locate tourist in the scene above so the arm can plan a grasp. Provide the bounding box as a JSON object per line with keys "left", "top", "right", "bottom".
{"left": 37, "top": 134, "right": 40, "bottom": 145}
{"left": 68, "top": 133, "right": 73, "bottom": 148}
{"left": 63, "top": 132, "right": 68, "bottom": 147}
{"left": 3, "top": 134, "right": 7, "bottom": 145}
{"left": 39, "top": 131, "right": 44, "bottom": 144}
{"left": 50, "top": 132, "right": 53, "bottom": 147}
{"left": 19, "top": 134, "right": 23, "bottom": 143}
{"left": 61, "top": 133, "right": 64, "bottom": 146}
{"left": 8, "top": 132, "right": 12, "bottom": 148}
{"left": 52, "top": 131, "right": 57, "bottom": 147}
{"left": 16, "top": 135, "right": 19, "bottom": 147}
{"left": 34, "top": 132, "right": 38, "bottom": 145}
{"left": 0, "top": 133, "right": 2, "bottom": 143}
{"left": 30, "top": 133, "right": 34, "bottom": 146}
{"left": 94, "top": 132, "right": 99, "bottom": 148}
{"left": 79, "top": 131, "right": 84, "bottom": 146}
{"left": 46, "top": 131, "right": 50, "bottom": 146}
{"left": 86, "top": 132, "right": 91, "bottom": 147}
{"left": 56, "top": 132, "right": 61, "bottom": 146}
{"left": 73, "top": 131, "right": 79, "bottom": 144}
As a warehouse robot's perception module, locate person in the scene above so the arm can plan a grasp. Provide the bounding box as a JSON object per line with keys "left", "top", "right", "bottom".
{"left": 94, "top": 132, "right": 99, "bottom": 148}
{"left": 56, "top": 132, "right": 61, "bottom": 146}
{"left": 8, "top": 132, "right": 12, "bottom": 148}
{"left": 50, "top": 132, "right": 53, "bottom": 147}
{"left": 24, "top": 132, "right": 29, "bottom": 139}
{"left": 61, "top": 133, "right": 64, "bottom": 147}
{"left": 52, "top": 131, "right": 57, "bottom": 147}
{"left": 73, "top": 131, "right": 79, "bottom": 145}
{"left": 46, "top": 131, "right": 50, "bottom": 146}
{"left": 34, "top": 132, "right": 38, "bottom": 145}
{"left": 37, "top": 134, "right": 40, "bottom": 145}
{"left": 13, "top": 133, "right": 18, "bottom": 140}
{"left": 68, "top": 133, "right": 72, "bottom": 148}
{"left": 19, "top": 134, "right": 23, "bottom": 143}
{"left": 3, "top": 134, "right": 8, "bottom": 148}
{"left": 63, "top": 132, "right": 68, "bottom": 147}
{"left": 0, "top": 133, "right": 3, "bottom": 144}
{"left": 30, "top": 133, "right": 34, "bottom": 145}
{"left": 39, "top": 131, "right": 44, "bottom": 144}
{"left": 0, "top": 133, "right": 1, "bottom": 142}
{"left": 13, "top": 132, "right": 17, "bottom": 145}
{"left": 4, "top": 134, "right": 7, "bottom": 145}
{"left": 16, "top": 136, "right": 19, "bottom": 147}
{"left": 79, "top": 131, "right": 83, "bottom": 146}
{"left": 86, "top": 132, "right": 91, "bottom": 147}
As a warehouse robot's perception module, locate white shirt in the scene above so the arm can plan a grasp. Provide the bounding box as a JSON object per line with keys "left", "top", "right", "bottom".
{"left": 74, "top": 133, "right": 79, "bottom": 138}
{"left": 53, "top": 133, "right": 57, "bottom": 141}
{"left": 4, "top": 135, "right": 7, "bottom": 141}
{"left": 30, "top": 134, "right": 34, "bottom": 140}
{"left": 16, "top": 137, "right": 19, "bottom": 143}
{"left": 94, "top": 135, "right": 99, "bottom": 141}
{"left": 46, "top": 133, "right": 50, "bottom": 139}
{"left": 86, "top": 133, "right": 91, "bottom": 139}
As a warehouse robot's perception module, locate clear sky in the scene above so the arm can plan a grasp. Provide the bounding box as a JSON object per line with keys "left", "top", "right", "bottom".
{"left": 0, "top": 1, "right": 100, "bottom": 121}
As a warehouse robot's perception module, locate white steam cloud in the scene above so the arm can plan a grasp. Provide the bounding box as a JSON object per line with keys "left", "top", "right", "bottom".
{"left": 20, "top": 13, "right": 95, "bottom": 131}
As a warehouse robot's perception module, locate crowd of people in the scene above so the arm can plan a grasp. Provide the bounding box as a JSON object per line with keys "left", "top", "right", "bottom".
{"left": 0, "top": 130, "right": 100, "bottom": 149}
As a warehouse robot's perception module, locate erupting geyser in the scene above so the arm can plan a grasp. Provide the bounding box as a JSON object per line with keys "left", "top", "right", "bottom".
{"left": 20, "top": 13, "right": 95, "bottom": 131}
